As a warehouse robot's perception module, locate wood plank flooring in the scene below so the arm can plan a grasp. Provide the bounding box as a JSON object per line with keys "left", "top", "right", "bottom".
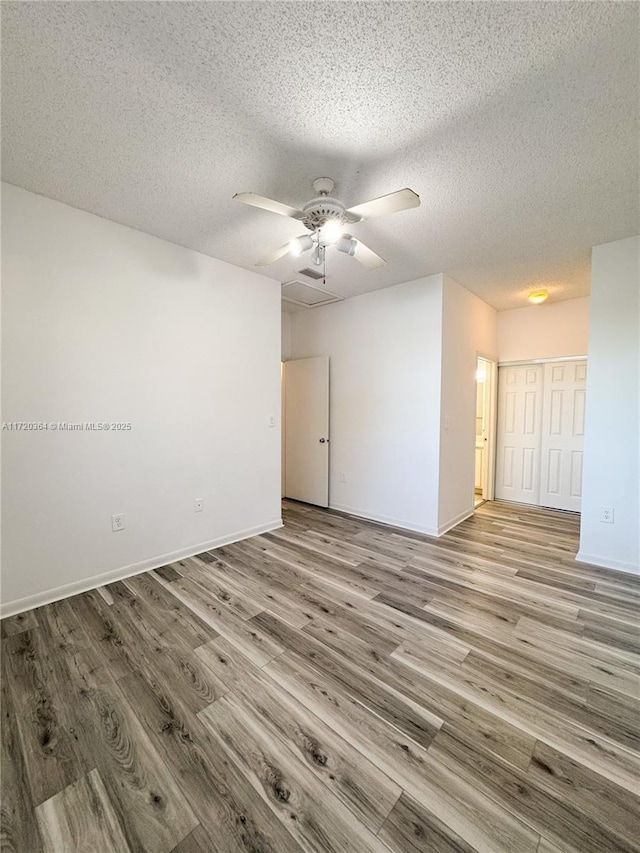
{"left": 2, "top": 500, "right": 639, "bottom": 852}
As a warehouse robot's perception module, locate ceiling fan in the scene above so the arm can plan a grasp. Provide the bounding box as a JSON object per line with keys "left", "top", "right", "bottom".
{"left": 233, "top": 177, "right": 420, "bottom": 270}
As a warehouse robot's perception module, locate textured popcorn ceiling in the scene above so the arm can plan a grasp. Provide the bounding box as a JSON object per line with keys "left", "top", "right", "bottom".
{"left": 2, "top": 2, "right": 638, "bottom": 310}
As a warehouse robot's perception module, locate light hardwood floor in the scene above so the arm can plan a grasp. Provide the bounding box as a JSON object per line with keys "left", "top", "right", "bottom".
{"left": 2, "top": 500, "right": 639, "bottom": 852}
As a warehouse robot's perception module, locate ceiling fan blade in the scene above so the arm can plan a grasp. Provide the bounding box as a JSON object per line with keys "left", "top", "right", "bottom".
{"left": 233, "top": 192, "right": 304, "bottom": 220}
{"left": 353, "top": 239, "right": 386, "bottom": 269}
{"left": 255, "top": 242, "right": 294, "bottom": 267}
{"left": 347, "top": 188, "right": 420, "bottom": 221}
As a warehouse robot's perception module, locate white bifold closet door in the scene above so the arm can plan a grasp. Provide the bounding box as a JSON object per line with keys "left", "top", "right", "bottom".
{"left": 495, "top": 364, "right": 544, "bottom": 505}
{"left": 495, "top": 360, "right": 587, "bottom": 511}
{"left": 539, "top": 361, "right": 587, "bottom": 511}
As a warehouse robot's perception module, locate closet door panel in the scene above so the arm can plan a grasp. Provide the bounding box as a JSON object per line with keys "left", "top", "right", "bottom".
{"left": 539, "top": 361, "right": 587, "bottom": 511}
{"left": 495, "top": 365, "right": 543, "bottom": 505}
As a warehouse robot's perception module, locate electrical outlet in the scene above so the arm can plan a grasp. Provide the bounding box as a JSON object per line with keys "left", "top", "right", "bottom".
{"left": 600, "top": 506, "right": 614, "bottom": 524}
{"left": 340, "top": 472, "right": 347, "bottom": 483}
{"left": 195, "top": 498, "right": 203, "bottom": 513}
{"left": 111, "top": 513, "right": 125, "bottom": 532}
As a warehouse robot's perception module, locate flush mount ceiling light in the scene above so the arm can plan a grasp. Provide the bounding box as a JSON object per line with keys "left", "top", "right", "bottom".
{"left": 528, "top": 290, "right": 549, "bottom": 304}
{"left": 233, "top": 177, "right": 420, "bottom": 271}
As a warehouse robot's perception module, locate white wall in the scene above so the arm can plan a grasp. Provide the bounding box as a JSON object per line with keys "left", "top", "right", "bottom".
{"left": 290, "top": 276, "right": 444, "bottom": 533}
{"left": 438, "top": 276, "right": 497, "bottom": 532}
{"left": 578, "top": 236, "right": 639, "bottom": 574}
{"left": 281, "top": 312, "right": 291, "bottom": 495}
{"left": 1, "top": 184, "right": 282, "bottom": 613}
{"left": 498, "top": 297, "right": 590, "bottom": 362}
{"left": 281, "top": 311, "right": 293, "bottom": 361}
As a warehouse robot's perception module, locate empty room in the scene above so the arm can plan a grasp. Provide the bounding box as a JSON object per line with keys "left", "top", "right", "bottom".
{"left": 1, "top": 2, "right": 639, "bottom": 852}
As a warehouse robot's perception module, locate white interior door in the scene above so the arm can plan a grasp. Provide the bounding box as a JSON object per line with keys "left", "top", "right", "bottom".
{"left": 283, "top": 356, "right": 329, "bottom": 507}
{"left": 539, "top": 361, "right": 587, "bottom": 511}
{"left": 495, "top": 364, "right": 544, "bottom": 504}
{"left": 474, "top": 370, "right": 484, "bottom": 492}
{"left": 474, "top": 358, "right": 493, "bottom": 499}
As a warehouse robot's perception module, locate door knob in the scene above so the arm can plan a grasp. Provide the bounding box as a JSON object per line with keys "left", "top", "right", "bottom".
{"left": 319, "top": 438, "right": 327, "bottom": 443}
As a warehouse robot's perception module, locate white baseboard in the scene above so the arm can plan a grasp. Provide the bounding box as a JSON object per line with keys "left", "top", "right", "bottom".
{"left": 329, "top": 503, "right": 474, "bottom": 539}
{"left": 329, "top": 502, "right": 440, "bottom": 537}
{"left": 0, "top": 519, "right": 283, "bottom": 619}
{"left": 575, "top": 550, "right": 639, "bottom": 575}
{"left": 437, "top": 507, "right": 474, "bottom": 536}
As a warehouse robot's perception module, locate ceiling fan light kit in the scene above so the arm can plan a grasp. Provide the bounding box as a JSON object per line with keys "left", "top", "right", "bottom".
{"left": 336, "top": 234, "right": 357, "bottom": 256}
{"left": 233, "top": 177, "right": 420, "bottom": 272}
{"left": 319, "top": 218, "right": 343, "bottom": 244}
{"left": 289, "top": 234, "right": 314, "bottom": 257}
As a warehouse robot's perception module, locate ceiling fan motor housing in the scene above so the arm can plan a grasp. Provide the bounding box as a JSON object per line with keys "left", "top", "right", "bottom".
{"left": 302, "top": 197, "right": 349, "bottom": 231}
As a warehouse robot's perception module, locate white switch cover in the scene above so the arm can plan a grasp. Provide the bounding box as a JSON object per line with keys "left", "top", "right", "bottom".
{"left": 195, "top": 498, "right": 204, "bottom": 513}
{"left": 111, "top": 513, "right": 125, "bottom": 532}
{"left": 268, "top": 415, "right": 276, "bottom": 428}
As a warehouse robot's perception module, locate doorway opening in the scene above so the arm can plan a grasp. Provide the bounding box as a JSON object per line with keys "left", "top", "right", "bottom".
{"left": 474, "top": 356, "right": 496, "bottom": 507}
{"left": 282, "top": 356, "right": 330, "bottom": 507}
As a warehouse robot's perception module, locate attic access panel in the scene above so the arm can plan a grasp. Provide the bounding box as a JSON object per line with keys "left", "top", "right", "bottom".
{"left": 281, "top": 279, "right": 343, "bottom": 309}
